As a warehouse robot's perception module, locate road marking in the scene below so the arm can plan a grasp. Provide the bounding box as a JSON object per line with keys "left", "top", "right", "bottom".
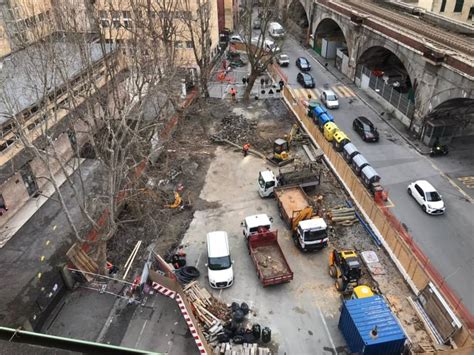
{"left": 383, "top": 198, "right": 395, "bottom": 208}
{"left": 338, "top": 85, "right": 356, "bottom": 97}
{"left": 458, "top": 176, "right": 474, "bottom": 189}
{"left": 195, "top": 251, "right": 203, "bottom": 268}
{"left": 331, "top": 86, "right": 346, "bottom": 97}
{"left": 318, "top": 306, "right": 336, "bottom": 352}
{"left": 429, "top": 163, "right": 473, "bottom": 204}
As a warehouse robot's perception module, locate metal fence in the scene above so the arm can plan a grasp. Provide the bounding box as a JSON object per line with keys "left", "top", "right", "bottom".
{"left": 358, "top": 65, "right": 415, "bottom": 119}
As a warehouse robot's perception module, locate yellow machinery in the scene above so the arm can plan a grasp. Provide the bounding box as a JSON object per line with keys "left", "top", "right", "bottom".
{"left": 323, "top": 122, "right": 339, "bottom": 141}
{"left": 332, "top": 131, "right": 350, "bottom": 152}
{"left": 329, "top": 249, "right": 362, "bottom": 293}
{"left": 351, "top": 285, "right": 374, "bottom": 299}
{"left": 273, "top": 138, "right": 290, "bottom": 161}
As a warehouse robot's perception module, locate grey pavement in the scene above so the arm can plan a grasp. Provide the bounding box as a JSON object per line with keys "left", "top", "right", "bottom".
{"left": 0, "top": 159, "right": 102, "bottom": 327}
{"left": 278, "top": 35, "right": 474, "bottom": 314}
{"left": 180, "top": 146, "right": 347, "bottom": 355}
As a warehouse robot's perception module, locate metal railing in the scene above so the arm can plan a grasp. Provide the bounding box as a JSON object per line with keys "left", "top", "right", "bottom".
{"left": 358, "top": 65, "right": 415, "bottom": 119}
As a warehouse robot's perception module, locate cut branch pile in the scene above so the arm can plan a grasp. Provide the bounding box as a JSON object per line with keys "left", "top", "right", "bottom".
{"left": 327, "top": 206, "right": 357, "bottom": 226}
{"left": 184, "top": 281, "right": 231, "bottom": 330}
{"left": 212, "top": 114, "right": 258, "bottom": 145}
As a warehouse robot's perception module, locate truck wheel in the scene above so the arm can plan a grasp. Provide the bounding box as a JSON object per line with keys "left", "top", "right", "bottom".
{"left": 329, "top": 265, "right": 336, "bottom": 278}
{"left": 335, "top": 279, "right": 344, "bottom": 291}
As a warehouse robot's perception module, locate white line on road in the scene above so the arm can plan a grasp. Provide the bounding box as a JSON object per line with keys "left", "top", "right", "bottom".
{"left": 318, "top": 306, "right": 336, "bottom": 352}
{"left": 195, "top": 251, "right": 203, "bottom": 268}
{"left": 429, "top": 161, "right": 473, "bottom": 204}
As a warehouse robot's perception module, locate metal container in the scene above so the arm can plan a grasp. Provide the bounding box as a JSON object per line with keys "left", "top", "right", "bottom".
{"left": 360, "top": 165, "right": 381, "bottom": 189}
{"left": 351, "top": 154, "right": 369, "bottom": 175}
{"left": 338, "top": 296, "right": 406, "bottom": 355}
{"left": 323, "top": 122, "right": 339, "bottom": 142}
{"left": 342, "top": 143, "right": 359, "bottom": 163}
{"left": 332, "top": 131, "right": 350, "bottom": 151}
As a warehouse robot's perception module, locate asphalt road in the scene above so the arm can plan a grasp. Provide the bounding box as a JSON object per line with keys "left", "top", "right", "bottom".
{"left": 277, "top": 37, "right": 474, "bottom": 314}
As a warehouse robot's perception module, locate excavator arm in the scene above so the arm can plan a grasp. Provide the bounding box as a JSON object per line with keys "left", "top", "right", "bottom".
{"left": 291, "top": 206, "right": 313, "bottom": 231}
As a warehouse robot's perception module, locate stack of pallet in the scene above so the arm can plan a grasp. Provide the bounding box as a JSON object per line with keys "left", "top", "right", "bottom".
{"left": 183, "top": 281, "right": 231, "bottom": 329}
{"left": 327, "top": 206, "right": 357, "bottom": 226}
{"left": 214, "top": 343, "right": 272, "bottom": 355}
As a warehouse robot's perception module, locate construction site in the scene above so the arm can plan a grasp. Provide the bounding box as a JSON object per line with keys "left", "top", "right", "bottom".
{"left": 6, "top": 90, "right": 463, "bottom": 354}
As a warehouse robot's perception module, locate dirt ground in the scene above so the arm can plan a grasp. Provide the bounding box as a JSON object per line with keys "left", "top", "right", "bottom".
{"left": 106, "top": 97, "right": 431, "bottom": 352}
{"left": 109, "top": 99, "right": 294, "bottom": 276}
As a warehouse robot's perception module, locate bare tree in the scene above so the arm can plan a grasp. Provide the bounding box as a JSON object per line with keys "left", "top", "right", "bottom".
{"left": 0, "top": 1, "right": 182, "bottom": 274}
{"left": 180, "top": 0, "right": 215, "bottom": 98}
{"left": 240, "top": 0, "right": 283, "bottom": 100}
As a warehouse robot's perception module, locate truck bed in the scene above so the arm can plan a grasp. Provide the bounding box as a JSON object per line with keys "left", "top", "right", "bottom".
{"left": 275, "top": 187, "right": 308, "bottom": 220}
{"left": 248, "top": 231, "right": 293, "bottom": 286}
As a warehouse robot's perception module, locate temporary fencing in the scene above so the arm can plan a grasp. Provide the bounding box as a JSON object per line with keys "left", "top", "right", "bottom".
{"left": 281, "top": 86, "right": 473, "bottom": 348}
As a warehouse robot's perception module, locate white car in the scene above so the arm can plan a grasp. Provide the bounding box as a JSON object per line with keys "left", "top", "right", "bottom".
{"left": 276, "top": 54, "right": 289, "bottom": 67}
{"left": 206, "top": 231, "right": 234, "bottom": 288}
{"left": 230, "top": 34, "right": 244, "bottom": 44}
{"left": 407, "top": 180, "right": 445, "bottom": 215}
{"left": 321, "top": 89, "right": 339, "bottom": 109}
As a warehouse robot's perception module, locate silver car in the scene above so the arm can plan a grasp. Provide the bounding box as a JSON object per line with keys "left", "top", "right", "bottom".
{"left": 321, "top": 89, "right": 339, "bottom": 109}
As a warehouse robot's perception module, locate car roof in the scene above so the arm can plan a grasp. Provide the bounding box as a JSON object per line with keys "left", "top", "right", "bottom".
{"left": 244, "top": 214, "right": 272, "bottom": 229}
{"left": 356, "top": 116, "right": 373, "bottom": 126}
{"left": 301, "top": 73, "right": 312, "bottom": 79}
{"left": 323, "top": 89, "right": 336, "bottom": 95}
{"left": 298, "top": 57, "right": 308, "bottom": 62}
{"left": 415, "top": 180, "right": 436, "bottom": 192}
{"left": 259, "top": 170, "right": 275, "bottom": 181}
{"left": 207, "top": 231, "right": 229, "bottom": 257}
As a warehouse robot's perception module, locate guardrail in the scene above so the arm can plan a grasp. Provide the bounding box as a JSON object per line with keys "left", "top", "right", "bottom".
{"left": 281, "top": 86, "right": 473, "bottom": 349}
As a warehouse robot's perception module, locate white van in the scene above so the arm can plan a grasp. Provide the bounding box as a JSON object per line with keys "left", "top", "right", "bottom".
{"left": 268, "top": 22, "right": 285, "bottom": 38}
{"left": 206, "top": 231, "right": 234, "bottom": 288}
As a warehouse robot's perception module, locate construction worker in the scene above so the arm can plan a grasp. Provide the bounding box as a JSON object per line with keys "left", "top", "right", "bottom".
{"left": 230, "top": 87, "right": 237, "bottom": 102}
{"left": 243, "top": 143, "right": 250, "bottom": 157}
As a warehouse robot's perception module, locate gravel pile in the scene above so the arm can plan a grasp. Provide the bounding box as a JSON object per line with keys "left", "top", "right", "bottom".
{"left": 213, "top": 114, "right": 259, "bottom": 145}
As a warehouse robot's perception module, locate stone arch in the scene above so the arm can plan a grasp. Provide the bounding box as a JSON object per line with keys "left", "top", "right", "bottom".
{"left": 283, "top": 0, "right": 310, "bottom": 41}
{"left": 356, "top": 45, "right": 418, "bottom": 105}
{"left": 426, "top": 88, "right": 474, "bottom": 113}
{"left": 312, "top": 17, "right": 350, "bottom": 57}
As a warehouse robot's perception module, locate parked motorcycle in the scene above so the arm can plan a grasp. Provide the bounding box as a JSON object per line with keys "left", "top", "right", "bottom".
{"left": 430, "top": 143, "right": 448, "bottom": 157}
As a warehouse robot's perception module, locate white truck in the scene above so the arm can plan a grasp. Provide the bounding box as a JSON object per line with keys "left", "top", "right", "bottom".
{"left": 268, "top": 22, "right": 285, "bottom": 38}
{"left": 258, "top": 165, "right": 321, "bottom": 198}
{"left": 241, "top": 214, "right": 273, "bottom": 238}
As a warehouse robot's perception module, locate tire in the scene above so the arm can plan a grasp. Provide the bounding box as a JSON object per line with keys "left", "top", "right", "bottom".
{"left": 407, "top": 187, "right": 412, "bottom": 196}
{"left": 335, "top": 279, "right": 344, "bottom": 291}
{"left": 233, "top": 335, "right": 244, "bottom": 344}
{"left": 329, "top": 265, "right": 336, "bottom": 278}
{"left": 422, "top": 205, "right": 427, "bottom": 213}
{"left": 181, "top": 266, "right": 200, "bottom": 278}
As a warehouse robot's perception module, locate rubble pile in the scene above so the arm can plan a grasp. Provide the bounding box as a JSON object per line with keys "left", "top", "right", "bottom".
{"left": 212, "top": 114, "right": 259, "bottom": 146}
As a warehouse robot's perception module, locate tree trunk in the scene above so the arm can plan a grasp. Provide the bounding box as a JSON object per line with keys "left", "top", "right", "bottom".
{"left": 244, "top": 71, "right": 259, "bottom": 101}
{"left": 96, "top": 240, "right": 108, "bottom": 276}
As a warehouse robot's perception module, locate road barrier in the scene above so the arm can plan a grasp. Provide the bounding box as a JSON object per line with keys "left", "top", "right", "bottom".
{"left": 281, "top": 86, "right": 473, "bottom": 350}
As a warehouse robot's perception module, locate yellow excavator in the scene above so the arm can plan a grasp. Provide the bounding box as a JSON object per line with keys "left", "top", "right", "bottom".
{"left": 329, "top": 249, "right": 362, "bottom": 294}
{"left": 268, "top": 124, "right": 301, "bottom": 166}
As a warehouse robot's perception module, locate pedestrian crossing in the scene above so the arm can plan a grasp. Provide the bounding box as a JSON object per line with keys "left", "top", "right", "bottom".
{"left": 458, "top": 176, "right": 474, "bottom": 189}
{"left": 289, "top": 85, "right": 356, "bottom": 100}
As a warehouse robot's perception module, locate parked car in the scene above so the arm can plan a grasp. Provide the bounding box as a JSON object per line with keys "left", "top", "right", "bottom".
{"left": 230, "top": 34, "right": 244, "bottom": 44}
{"left": 352, "top": 116, "right": 379, "bottom": 142}
{"left": 296, "top": 57, "right": 311, "bottom": 71}
{"left": 276, "top": 54, "right": 290, "bottom": 67}
{"left": 206, "top": 231, "right": 234, "bottom": 288}
{"left": 407, "top": 180, "right": 445, "bottom": 215}
{"left": 253, "top": 18, "right": 261, "bottom": 29}
{"left": 297, "top": 72, "right": 315, "bottom": 88}
{"left": 321, "top": 89, "right": 339, "bottom": 109}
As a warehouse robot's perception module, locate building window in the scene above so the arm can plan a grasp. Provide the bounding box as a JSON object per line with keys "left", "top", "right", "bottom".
{"left": 440, "top": 0, "right": 447, "bottom": 12}
{"left": 186, "top": 41, "right": 193, "bottom": 48}
{"left": 101, "top": 19, "right": 110, "bottom": 27}
{"left": 453, "top": 0, "right": 464, "bottom": 12}
{"left": 174, "top": 41, "right": 184, "bottom": 48}
{"left": 468, "top": 6, "right": 474, "bottom": 20}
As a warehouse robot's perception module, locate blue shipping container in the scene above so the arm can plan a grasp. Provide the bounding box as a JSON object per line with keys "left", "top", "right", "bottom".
{"left": 338, "top": 296, "right": 406, "bottom": 355}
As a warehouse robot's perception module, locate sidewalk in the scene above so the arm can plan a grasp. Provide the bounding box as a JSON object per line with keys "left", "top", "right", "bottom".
{"left": 303, "top": 45, "right": 431, "bottom": 155}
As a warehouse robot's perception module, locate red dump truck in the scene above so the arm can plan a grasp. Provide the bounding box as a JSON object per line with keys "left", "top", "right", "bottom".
{"left": 247, "top": 230, "right": 294, "bottom": 286}
{"left": 242, "top": 214, "right": 293, "bottom": 287}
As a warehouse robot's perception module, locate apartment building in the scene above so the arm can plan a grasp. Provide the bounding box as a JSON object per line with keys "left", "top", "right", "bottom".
{"left": 217, "top": 0, "right": 239, "bottom": 32}
{"left": 411, "top": 0, "right": 474, "bottom": 24}
{"left": 94, "top": 0, "right": 220, "bottom": 70}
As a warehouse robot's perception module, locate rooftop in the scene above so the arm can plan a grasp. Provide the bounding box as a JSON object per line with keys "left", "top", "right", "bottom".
{"left": 0, "top": 39, "right": 115, "bottom": 126}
